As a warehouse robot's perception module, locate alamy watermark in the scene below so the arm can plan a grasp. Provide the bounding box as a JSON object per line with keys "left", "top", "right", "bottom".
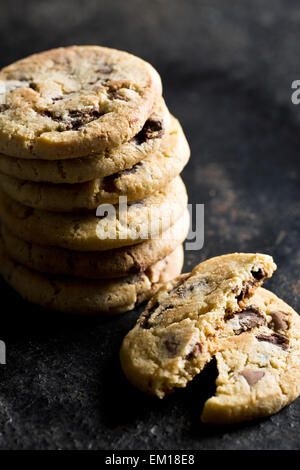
{"left": 0, "top": 340, "right": 6, "bottom": 364}
{"left": 95, "top": 200, "right": 204, "bottom": 250}
{"left": 291, "top": 80, "right": 300, "bottom": 104}
{"left": 185, "top": 203, "right": 204, "bottom": 251}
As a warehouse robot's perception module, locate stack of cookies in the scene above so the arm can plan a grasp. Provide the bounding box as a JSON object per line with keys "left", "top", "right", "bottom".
{"left": 0, "top": 46, "right": 190, "bottom": 314}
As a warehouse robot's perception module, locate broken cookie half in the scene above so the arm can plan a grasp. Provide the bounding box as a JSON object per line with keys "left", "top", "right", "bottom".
{"left": 201, "top": 287, "right": 300, "bottom": 424}
{"left": 120, "top": 253, "right": 276, "bottom": 398}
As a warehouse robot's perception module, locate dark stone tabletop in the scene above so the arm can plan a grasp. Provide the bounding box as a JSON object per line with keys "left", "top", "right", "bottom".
{"left": 0, "top": 0, "right": 300, "bottom": 450}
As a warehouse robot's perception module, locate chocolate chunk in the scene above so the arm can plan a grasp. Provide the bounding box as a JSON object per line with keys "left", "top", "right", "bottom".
{"left": 232, "top": 305, "right": 265, "bottom": 334}
{"left": 69, "top": 110, "right": 84, "bottom": 118}
{"left": 69, "top": 109, "right": 104, "bottom": 130}
{"left": 80, "top": 108, "right": 103, "bottom": 124}
{"left": 270, "top": 311, "right": 289, "bottom": 332}
{"left": 102, "top": 162, "right": 143, "bottom": 193}
{"left": 44, "top": 108, "right": 104, "bottom": 130}
{"left": 236, "top": 269, "right": 267, "bottom": 304}
{"left": 118, "top": 162, "right": 143, "bottom": 177}
{"left": 131, "top": 117, "right": 165, "bottom": 145}
{"left": 168, "top": 277, "right": 187, "bottom": 295}
{"left": 44, "top": 110, "right": 62, "bottom": 121}
{"left": 68, "top": 110, "right": 86, "bottom": 130}
{"left": 143, "top": 117, "right": 164, "bottom": 140}
{"left": 164, "top": 336, "right": 180, "bottom": 355}
{"left": 101, "top": 174, "right": 117, "bottom": 193}
{"left": 240, "top": 369, "right": 265, "bottom": 386}
{"left": 256, "top": 332, "right": 289, "bottom": 350}
{"left": 52, "top": 96, "right": 63, "bottom": 102}
{"left": 236, "top": 281, "right": 255, "bottom": 303}
{"left": 95, "top": 64, "right": 113, "bottom": 74}
{"left": 108, "top": 89, "right": 130, "bottom": 101}
{"left": 251, "top": 268, "right": 266, "bottom": 281}
{"left": 0, "top": 104, "right": 8, "bottom": 112}
{"left": 128, "top": 260, "right": 145, "bottom": 274}
{"left": 186, "top": 342, "right": 202, "bottom": 359}
{"left": 29, "top": 82, "right": 37, "bottom": 90}
{"left": 139, "top": 302, "right": 160, "bottom": 329}
{"left": 88, "top": 77, "right": 109, "bottom": 86}
{"left": 162, "top": 304, "right": 174, "bottom": 311}
{"left": 139, "top": 303, "right": 175, "bottom": 329}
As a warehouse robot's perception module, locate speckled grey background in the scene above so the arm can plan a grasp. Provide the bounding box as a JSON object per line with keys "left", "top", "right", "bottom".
{"left": 0, "top": 0, "right": 300, "bottom": 450}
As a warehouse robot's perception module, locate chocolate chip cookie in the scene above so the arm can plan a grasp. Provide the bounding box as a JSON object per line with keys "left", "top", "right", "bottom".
{"left": 202, "top": 288, "right": 300, "bottom": 424}
{"left": 0, "top": 46, "right": 162, "bottom": 159}
{"left": 120, "top": 253, "right": 276, "bottom": 398}
{"left": 0, "top": 116, "right": 189, "bottom": 210}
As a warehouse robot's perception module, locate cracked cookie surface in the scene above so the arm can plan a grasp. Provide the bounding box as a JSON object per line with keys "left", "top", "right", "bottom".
{"left": 0, "top": 176, "right": 187, "bottom": 251}
{"left": 0, "top": 46, "right": 161, "bottom": 159}
{"left": 120, "top": 253, "right": 276, "bottom": 398}
{"left": 0, "top": 239, "right": 184, "bottom": 315}
{"left": 1, "top": 209, "right": 189, "bottom": 279}
{"left": 0, "top": 116, "right": 189, "bottom": 210}
{"left": 202, "top": 288, "right": 300, "bottom": 424}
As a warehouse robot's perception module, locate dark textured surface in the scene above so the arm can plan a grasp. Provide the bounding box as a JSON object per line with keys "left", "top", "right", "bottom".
{"left": 0, "top": 0, "right": 300, "bottom": 450}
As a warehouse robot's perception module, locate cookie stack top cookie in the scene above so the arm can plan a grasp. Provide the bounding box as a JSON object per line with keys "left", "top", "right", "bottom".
{"left": 0, "top": 46, "right": 162, "bottom": 159}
